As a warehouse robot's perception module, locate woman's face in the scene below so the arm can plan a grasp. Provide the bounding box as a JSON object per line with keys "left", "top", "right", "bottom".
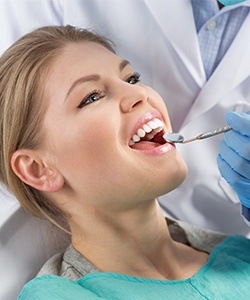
{"left": 41, "top": 42, "right": 187, "bottom": 211}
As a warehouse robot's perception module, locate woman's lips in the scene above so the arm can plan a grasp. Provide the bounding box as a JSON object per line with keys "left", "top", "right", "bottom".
{"left": 128, "top": 109, "right": 173, "bottom": 154}
{"left": 130, "top": 141, "right": 175, "bottom": 155}
{"left": 129, "top": 112, "right": 168, "bottom": 147}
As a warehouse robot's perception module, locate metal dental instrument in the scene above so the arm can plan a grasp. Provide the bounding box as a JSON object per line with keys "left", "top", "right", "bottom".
{"left": 163, "top": 125, "right": 232, "bottom": 144}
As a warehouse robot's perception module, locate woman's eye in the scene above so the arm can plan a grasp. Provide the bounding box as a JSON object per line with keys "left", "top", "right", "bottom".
{"left": 77, "top": 90, "right": 104, "bottom": 108}
{"left": 126, "top": 72, "right": 141, "bottom": 85}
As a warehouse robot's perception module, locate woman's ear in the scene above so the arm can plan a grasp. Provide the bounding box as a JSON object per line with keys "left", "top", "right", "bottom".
{"left": 11, "top": 149, "right": 64, "bottom": 193}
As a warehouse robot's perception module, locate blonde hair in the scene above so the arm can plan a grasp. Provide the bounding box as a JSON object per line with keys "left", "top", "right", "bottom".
{"left": 0, "top": 25, "right": 115, "bottom": 230}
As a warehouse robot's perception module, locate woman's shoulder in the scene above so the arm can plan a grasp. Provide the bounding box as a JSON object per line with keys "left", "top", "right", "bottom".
{"left": 167, "top": 217, "right": 227, "bottom": 253}
{"left": 213, "top": 234, "right": 250, "bottom": 262}
{"left": 18, "top": 274, "right": 103, "bottom": 300}
{"left": 38, "top": 244, "right": 99, "bottom": 280}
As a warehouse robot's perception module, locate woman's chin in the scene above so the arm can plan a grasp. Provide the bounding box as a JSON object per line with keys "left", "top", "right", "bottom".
{"left": 159, "top": 159, "right": 188, "bottom": 196}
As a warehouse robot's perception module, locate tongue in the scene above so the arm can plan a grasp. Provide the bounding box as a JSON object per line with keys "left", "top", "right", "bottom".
{"left": 152, "top": 131, "right": 166, "bottom": 144}
{"left": 130, "top": 141, "right": 162, "bottom": 150}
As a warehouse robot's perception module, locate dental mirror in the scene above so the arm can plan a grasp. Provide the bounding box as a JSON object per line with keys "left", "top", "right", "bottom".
{"left": 163, "top": 132, "right": 184, "bottom": 143}
{"left": 163, "top": 125, "right": 232, "bottom": 144}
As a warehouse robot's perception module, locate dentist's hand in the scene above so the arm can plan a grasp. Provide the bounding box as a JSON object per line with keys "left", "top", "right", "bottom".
{"left": 217, "top": 111, "right": 250, "bottom": 223}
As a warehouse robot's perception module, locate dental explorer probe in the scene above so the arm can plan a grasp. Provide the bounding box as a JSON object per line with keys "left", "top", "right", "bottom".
{"left": 163, "top": 125, "right": 232, "bottom": 144}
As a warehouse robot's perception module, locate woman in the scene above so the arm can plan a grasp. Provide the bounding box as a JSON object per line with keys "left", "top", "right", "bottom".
{"left": 0, "top": 26, "right": 249, "bottom": 299}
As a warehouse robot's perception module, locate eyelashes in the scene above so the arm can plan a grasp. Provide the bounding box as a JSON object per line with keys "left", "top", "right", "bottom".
{"left": 126, "top": 72, "right": 141, "bottom": 84}
{"left": 77, "top": 90, "right": 104, "bottom": 109}
{"left": 77, "top": 72, "right": 141, "bottom": 109}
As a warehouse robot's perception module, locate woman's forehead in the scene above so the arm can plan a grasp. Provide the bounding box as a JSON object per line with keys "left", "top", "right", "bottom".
{"left": 47, "top": 42, "right": 130, "bottom": 86}
{"left": 59, "top": 42, "right": 119, "bottom": 66}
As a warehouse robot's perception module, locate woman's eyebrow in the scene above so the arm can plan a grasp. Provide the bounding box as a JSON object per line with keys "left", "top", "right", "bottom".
{"left": 65, "top": 74, "right": 100, "bottom": 102}
{"left": 65, "top": 59, "right": 131, "bottom": 102}
{"left": 120, "top": 59, "right": 130, "bottom": 71}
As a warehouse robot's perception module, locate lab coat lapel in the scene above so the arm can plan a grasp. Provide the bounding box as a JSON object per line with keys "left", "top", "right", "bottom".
{"left": 182, "top": 11, "right": 250, "bottom": 127}
{"left": 144, "top": 0, "right": 206, "bottom": 87}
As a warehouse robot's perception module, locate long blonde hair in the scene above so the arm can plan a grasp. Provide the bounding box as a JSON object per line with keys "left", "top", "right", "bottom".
{"left": 0, "top": 25, "right": 115, "bottom": 230}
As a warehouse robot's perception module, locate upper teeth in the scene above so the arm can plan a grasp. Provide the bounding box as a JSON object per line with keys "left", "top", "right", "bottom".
{"left": 129, "top": 118, "right": 164, "bottom": 145}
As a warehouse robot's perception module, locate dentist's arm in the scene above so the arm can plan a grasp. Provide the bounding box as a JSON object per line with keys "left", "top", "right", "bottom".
{"left": 217, "top": 112, "right": 250, "bottom": 226}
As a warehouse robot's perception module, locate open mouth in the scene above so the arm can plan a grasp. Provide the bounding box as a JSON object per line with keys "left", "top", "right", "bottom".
{"left": 129, "top": 118, "right": 167, "bottom": 150}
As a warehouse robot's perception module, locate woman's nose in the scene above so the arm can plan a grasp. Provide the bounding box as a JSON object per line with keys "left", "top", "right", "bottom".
{"left": 119, "top": 85, "right": 148, "bottom": 113}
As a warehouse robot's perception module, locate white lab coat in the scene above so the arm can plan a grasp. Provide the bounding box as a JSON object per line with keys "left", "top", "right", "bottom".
{"left": 0, "top": 0, "right": 250, "bottom": 233}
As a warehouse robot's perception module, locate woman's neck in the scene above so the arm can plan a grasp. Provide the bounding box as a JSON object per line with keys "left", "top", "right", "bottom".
{"left": 70, "top": 199, "right": 207, "bottom": 280}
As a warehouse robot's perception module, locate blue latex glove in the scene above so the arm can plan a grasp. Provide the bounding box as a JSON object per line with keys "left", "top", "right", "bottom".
{"left": 217, "top": 111, "right": 250, "bottom": 224}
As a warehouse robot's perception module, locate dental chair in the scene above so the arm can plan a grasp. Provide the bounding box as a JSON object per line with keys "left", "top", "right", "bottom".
{"left": 0, "top": 184, "right": 70, "bottom": 300}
